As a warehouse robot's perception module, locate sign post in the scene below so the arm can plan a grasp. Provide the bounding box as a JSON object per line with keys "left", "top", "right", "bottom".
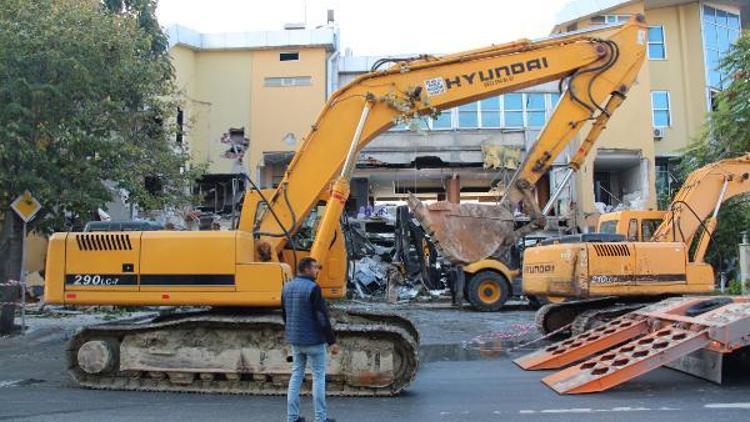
{"left": 10, "top": 191, "right": 42, "bottom": 334}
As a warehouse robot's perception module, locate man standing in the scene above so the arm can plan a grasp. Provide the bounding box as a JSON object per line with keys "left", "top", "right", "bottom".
{"left": 282, "top": 257, "right": 339, "bottom": 422}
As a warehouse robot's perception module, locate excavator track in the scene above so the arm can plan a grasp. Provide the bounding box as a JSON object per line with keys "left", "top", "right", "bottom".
{"left": 570, "top": 304, "right": 645, "bottom": 336}
{"left": 536, "top": 297, "right": 670, "bottom": 335}
{"left": 535, "top": 297, "right": 619, "bottom": 334}
{"left": 67, "top": 308, "right": 419, "bottom": 396}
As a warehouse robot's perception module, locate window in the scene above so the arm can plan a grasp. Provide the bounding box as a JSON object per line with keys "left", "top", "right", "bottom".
{"left": 431, "top": 109, "right": 452, "bottom": 129}
{"left": 279, "top": 51, "right": 299, "bottom": 61}
{"left": 592, "top": 15, "right": 629, "bottom": 25}
{"left": 480, "top": 97, "right": 500, "bottom": 128}
{"left": 648, "top": 26, "right": 666, "bottom": 60}
{"left": 703, "top": 5, "right": 741, "bottom": 90}
{"left": 391, "top": 116, "right": 428, "bottom": 131}
{"left": 599, "top": 220, "right": 617, "bottom": 234}
{"left": 641, "top": 219, "right": 663, "bottom": 241}
{"left": 176, "top": 107, "right": 184, "bottom": 145}
{"left": 264, "top": 76, "right": 312, "bottom": 87}
{"left": 458, "top": 103, "right": 478, "bottom": 128}
{"left": 550, "top": 93, "right": 561, "bottom": 107}
{"left": 504, "top": 94, "right": 524, "bottom": 127}
{"left": 709, "top": 89, "right": 721, "bottom": 112}
{"left": 651, "top": 91, "right": 671, "bottom": 128}
{"left": 627, "top": 219, "right": 638, "bottom": 241}
{"left": 526, "top": 94, "right": 546, "bottom": 128}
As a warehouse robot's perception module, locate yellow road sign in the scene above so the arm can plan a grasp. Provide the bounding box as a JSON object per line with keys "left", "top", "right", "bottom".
{"left": 11, "top": 191, "right": 42, "bottom": 223}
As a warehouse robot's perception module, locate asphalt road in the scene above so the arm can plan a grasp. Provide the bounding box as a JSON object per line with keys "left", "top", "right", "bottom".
{"left": 1, "top": 308, "right": 750, "bottom": 421}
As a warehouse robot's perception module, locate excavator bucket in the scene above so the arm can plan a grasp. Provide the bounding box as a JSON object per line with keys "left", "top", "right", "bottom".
{"left": 516, "top": 297, "right": 750, "bottom": 394}
{"left": 406, "top": 194, "right": 516, "bottom": 264}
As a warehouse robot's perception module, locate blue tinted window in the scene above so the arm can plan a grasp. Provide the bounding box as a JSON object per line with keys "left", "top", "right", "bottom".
{"left": 503, "top": 94, "right": 523, "bottom": 127}
{"left": 480, "top": 97, "right": 500, "bottom": 128}
{"left": 702, "top": 6, "right": 740, "bottom": 91}
{"left": 652, "top": 92, "right": 669, "bottom": 109}
{"left": 649, "top": 44, "right": 665, "bottom": 60}
{"left": 526, "top": 94, "right": 546, "bottom": 128}
{"left": 651, "top": 91, "right": 670, "bottom": 127}
{"left": 504, "top": 94, "right": 522, "bottom": 110}
{"left": 709, "top": 70, "right": 722, "bottom": 89}
{"left": 526, "top": 94, "right": 545, "bottom": 110}
{"left": 648, "top": 26, "right": 663, "bottom": 42}
{"left": 728, "top": 13, "right": 740, "bottom": 29}
{"left": 527, "top": 112, "right": 545, "bottom": 128}
{"left": 505, "top": 111, "right": 524, "bottom": 127}
{"left": 432, "top": 109, "right": 452, "bottom": 129}
{"left": 704, "top": 6, "right": 715, "bottom": 25}
{"left": 550, "top": 93, "right": 561, "bottom": 107}
{"left": 458, "top": 103, "right": 478, "bottom": 128}
{"left": 648, "top": 26, "right": 666, "bottom": 59}
{"left": 718, "top": 29, "right": 730, "bottom": 54}
{"left": 653, "top": 111, "right": 670, "bottom": 127}
{"left": 705, "top": 24, "right": 717, "bottom": 48}
{"left": 716, "top": 9, "right": 728, "bottom": 26}
{"left": 730, "top": 30, "right": 740, "bottom": 44}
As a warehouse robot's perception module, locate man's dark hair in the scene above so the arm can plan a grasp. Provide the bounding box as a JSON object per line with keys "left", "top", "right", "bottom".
{"left": 297, "top": 257, "right": 318, "bottom": 275}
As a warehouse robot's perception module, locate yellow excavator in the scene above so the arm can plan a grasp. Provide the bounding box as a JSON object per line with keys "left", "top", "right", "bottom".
{"left": 523, "top": 154, "right": 750, "bottom": 334}
{"left": 44, "top": 17, "right": 648, "bottom": 395}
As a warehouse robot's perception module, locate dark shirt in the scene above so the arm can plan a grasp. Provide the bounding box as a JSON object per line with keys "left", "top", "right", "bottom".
{"left": 281, "top": 275, "right": 336, "bottom": 346}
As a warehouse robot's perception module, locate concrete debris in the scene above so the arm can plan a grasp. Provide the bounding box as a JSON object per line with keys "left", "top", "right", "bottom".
{"left": 594, "top": 191, "right": 646, "bottom": 214}
{"left": 481, "top": 144, "right": 521, "bottom": 170}
{"left": 352, "top": 256, "right": 389, "bottom": 296}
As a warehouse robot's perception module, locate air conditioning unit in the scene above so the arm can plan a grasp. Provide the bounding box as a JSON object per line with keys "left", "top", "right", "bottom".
{"left": 653, "top": 127, "right": 665, "bottom": 140}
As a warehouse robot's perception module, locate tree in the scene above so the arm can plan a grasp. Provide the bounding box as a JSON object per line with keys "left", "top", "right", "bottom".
{"left": 676, "top": 31, "right": 750, "bottom": 280}
{"left": 0, "top": 0, "right": 202, "bottom": 334}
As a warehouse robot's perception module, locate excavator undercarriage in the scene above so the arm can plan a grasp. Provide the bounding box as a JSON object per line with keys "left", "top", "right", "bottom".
{"left": 69, "top": 308, "right": 418, "bottom": 396}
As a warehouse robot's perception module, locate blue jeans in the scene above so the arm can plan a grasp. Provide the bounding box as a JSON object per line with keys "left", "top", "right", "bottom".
{"left": 287, "top": 343, "right": 327, "bottom": 422}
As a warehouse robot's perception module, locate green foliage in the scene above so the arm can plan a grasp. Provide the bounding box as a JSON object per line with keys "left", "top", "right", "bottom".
{"left": 727, "top": 279, "right": 743, "bottom": 295}
{"left": 676, "top": 31, "right": 750, "bottom": 276}
{"left": 680, "top": 32, "right": 750, "bottom": 167}
{"left": 0, "top": 0, "right": 202, "bottom": 233}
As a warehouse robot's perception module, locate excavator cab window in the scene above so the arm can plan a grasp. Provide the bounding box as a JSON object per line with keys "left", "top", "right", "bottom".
{"left": 599, "top": 220, "right": 617, "bottom": 234}
{"left": 290, "top": 203, "right": 325, "bottom": 250}
{"left": 627, "top": 218, "right": 639, "bottom": 241}
{"left": 641, "top": 218, "right": 663, "bottom": 241}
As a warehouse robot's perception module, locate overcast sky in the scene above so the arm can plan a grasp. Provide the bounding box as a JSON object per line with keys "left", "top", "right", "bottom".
{"left": 156, "top": 0, "right": 573, "bottom": 55}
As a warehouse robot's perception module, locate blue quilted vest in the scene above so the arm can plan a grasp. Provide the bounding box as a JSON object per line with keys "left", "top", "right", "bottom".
{"left": 282, "top": 276, "right": 326, "bottom": 346}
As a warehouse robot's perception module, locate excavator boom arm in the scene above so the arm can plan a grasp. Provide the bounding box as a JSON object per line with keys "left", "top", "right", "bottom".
{"left": 247, "top": 17, "right": 648, "bottom": 268}
{"left": 652, "top": 154, "right": 750, "bottom": 262}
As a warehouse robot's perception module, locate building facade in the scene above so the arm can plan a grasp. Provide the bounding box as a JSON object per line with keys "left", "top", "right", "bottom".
{"left": 555, "top": 0, "right": 746, "bottom": 208}
{"left": 167, "top": 24, "right": 338, "bottom": 213}
{"left": 166, "top": 0, "right": 746, "bottom": 226}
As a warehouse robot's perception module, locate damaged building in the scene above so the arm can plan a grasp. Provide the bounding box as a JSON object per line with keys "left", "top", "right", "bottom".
{"left": 162, "top": 0, "right": 746, "bottom": 230}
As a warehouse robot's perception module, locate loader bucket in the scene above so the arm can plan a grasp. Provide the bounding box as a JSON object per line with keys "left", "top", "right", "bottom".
{"left": 407, "top": 194, "right": 516, "bottom": 264}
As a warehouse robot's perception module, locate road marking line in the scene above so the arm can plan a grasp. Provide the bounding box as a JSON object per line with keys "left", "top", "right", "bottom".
{"left": 705, "top": 403, "right": 750, "bottom": 409}
{"left": 519, "top": 406, "right": 682, "bottom": 415}
{"left": 0, "top": 380, "right": 23, "bottom": 388}
{"left": 540, "top": 408, "right": 593, "bottom": 413}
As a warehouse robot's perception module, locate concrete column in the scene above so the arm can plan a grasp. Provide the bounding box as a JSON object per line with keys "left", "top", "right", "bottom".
{"left": 741, "top": 232, "right": 750, "bottom": 295}
{"left": 446, "top": 174, "right": 461, "bottom": 204}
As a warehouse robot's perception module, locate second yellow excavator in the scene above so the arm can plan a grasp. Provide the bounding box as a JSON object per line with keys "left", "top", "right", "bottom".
{"left": 44, "top": 17, "right": 648, "bottom": 395}
{"left": 523, "top": 154, "right": 750, "bottom": 334}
